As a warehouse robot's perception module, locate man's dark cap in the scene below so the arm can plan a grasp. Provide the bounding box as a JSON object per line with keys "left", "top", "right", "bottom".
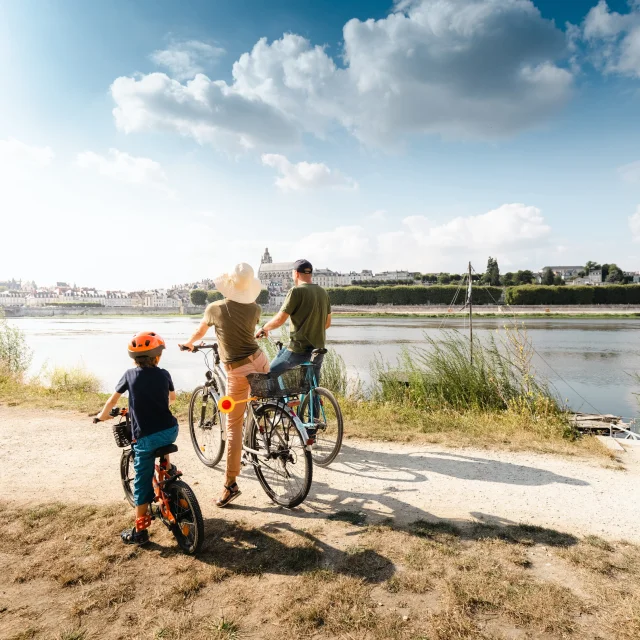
{"left": 293, "top": 259, "right": 313, "bottom": 274}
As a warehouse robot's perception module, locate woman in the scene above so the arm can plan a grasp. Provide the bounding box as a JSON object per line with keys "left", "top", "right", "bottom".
{"left": 180, "top": 263, "right": 268, "bottom": 507}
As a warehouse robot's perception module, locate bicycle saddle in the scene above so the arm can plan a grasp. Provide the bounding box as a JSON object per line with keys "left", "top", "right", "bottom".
{"left": 154, "top": 444, "right": 178, "bottom": 457}
{"left": 312, "top": 348, "right": 328, "bottom": 355}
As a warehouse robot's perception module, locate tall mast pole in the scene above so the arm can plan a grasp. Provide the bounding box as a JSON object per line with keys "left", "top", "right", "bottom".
{"left": 468, "top": 261, "right": 473, "bottom": 365}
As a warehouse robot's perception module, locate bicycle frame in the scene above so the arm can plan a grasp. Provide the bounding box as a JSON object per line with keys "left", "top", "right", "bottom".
{"left": 191, "top": 343, "right": 314, "bottom": 455}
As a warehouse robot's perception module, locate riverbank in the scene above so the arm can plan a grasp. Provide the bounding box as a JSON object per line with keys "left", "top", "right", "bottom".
{"left": 0, "top": 374, "right": 612, "bottom": 458}
{"left": 7, "top": 303, "right": 640, "bottom": 319}
{"left": 1, "top": 405, "right": 639, "bottom": 639}
{"left": 330, "top": 304, "right": 640, "bottom": 317}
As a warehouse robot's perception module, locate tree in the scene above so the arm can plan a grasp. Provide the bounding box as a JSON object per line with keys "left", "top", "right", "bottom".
{"left": 437, "top": 273, "right": 452, "bottom": 285}
{"left": 585, "top": 261, "right": 601, "bottom": 273}
{"left": 514, "top": 270, "right": 535, "bottom": 285}
{"left": 483, "top": 257, "right": 500, "bottom": 286}
{"left": 206, "top": 290, "right": 223, "bottom": 303}
{"left": 601, "top": 264, "right": 610, "bottom": 281}
{"left": 541, "top": 267, "right": 555, "bottom": 286}
{"left": 501, "top": 272, "right": 515, "bottom": 287}
{"left": 257, "top": 289, "right": 269, "bottom": 305}
{"left": 190, "top": 289, "right": 207, "bottom": 306}
{"left": 605, "top": 263, "right": 624, "bottom": 283}
{"left": 553, "top": 274, "right": 564, "bottom": 286}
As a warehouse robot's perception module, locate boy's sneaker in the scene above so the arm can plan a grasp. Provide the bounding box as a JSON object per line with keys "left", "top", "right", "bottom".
{"left": 163, "top": 464, "right": 180, "bottom": 478}
{"left": 120, "top": 527, "right": 150, "bottom": 546}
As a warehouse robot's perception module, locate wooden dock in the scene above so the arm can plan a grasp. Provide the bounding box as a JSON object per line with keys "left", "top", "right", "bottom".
{"left": 570, "top": 413, "right": 640, "bottom": 440}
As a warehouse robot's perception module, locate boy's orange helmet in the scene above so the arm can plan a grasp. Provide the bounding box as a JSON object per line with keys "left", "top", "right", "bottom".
{"left": 128, "top": 331, "right": 166, "bottom": 359}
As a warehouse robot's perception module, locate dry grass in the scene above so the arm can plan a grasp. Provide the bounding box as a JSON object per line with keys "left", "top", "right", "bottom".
{"left": 1, "top": 501, "right": 639, "bottom": 639}
{"left": 342, "top": 398, "right": 613, "bottom": 457}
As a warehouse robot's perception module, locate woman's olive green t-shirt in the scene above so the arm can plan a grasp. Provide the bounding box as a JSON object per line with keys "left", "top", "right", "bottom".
{"left": 203, "top": 299, "right": 261, "bottom": 364}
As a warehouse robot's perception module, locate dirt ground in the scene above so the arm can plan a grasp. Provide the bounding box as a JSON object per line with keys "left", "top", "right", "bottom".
{"left": 1, "top": 406, "right": 638, "bottom": 541}
{"left": 2, "top": 406, "right": 640, "bottom": 640}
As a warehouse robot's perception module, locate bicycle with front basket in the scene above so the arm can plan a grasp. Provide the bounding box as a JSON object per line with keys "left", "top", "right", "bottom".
{"left": 98, "top": 407, "right": 204, "bottom": 555}
{"left": 273, "top": 340, "right": 344, "bottom": 467}
{"left": 183, "top": 343, "right": 314, "bottom": 508}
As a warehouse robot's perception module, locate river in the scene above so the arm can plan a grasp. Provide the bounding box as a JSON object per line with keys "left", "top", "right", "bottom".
{"left": 7, "top": 316, "right": 640, "bottom": 420}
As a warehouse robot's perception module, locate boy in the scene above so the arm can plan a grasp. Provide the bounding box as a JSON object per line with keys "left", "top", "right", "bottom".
{"left": 95, "top": 331, "right": 179, "bottom": 545}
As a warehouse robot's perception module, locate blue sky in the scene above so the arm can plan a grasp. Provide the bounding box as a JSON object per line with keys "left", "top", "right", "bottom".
{"left": 1, "top": 0, "right": 640, "bottom": 289}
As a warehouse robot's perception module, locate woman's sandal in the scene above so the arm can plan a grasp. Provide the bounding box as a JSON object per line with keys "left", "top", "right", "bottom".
{"left": 216, "top": 482, "right": 241, "bottom": 508}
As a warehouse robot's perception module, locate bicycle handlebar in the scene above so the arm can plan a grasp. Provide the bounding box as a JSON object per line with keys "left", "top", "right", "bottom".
{"left": 93, "top": 407, "right": 127, "bottom": 423}
{"left": 180, "top": 343, "right": 219, "bottom": 353}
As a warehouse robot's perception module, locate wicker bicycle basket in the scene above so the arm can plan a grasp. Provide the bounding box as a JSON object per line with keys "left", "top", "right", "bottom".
{"left": 248, "top": 366, "right": 312, "bottom": 399}
{"left": 112, "top": 421, "right": 132, "bottom": 448}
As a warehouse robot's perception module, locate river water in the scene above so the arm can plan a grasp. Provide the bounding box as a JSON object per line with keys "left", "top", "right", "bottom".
{"left": 8, "top": 316, "right": 640, "bottom": 420}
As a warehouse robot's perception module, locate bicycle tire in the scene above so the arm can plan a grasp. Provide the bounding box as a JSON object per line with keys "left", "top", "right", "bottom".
{"left": 120, "top": 449, "right": 136, "bottom": 507}
{"left": 165, "top": 479, "right": 205, "bottom": 555}
{"left": 249, "top": 403, "right": 312, "bottom": 508}
{"left": 300, "top": 387, "right": 344, "bottom": 467}
{"left": 188, "top": 385, "right": 225, "bottom": 467}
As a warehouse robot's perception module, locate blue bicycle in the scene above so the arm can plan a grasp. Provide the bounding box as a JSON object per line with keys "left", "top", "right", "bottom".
{"left": 274, "top": 341, "right": 344, "bottom": 467}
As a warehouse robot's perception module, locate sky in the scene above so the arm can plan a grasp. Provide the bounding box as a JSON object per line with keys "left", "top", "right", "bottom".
{"left": 2, "top": 0, "right": 640, "bottom": 290}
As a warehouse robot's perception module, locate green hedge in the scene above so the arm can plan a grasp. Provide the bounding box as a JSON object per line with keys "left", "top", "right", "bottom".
{"left": 505, "top": 285, "right": 640, "bottom": 305}
{"left": 326, "top": 285, "right": 502, "bottom": 306}
{"left": 325, "top": 284, "right": 640, "bottom": 306}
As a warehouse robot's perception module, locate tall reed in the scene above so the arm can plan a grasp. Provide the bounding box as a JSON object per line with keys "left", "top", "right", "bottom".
{"left": 373, "top": 326, "right": 559, "bottom": 417}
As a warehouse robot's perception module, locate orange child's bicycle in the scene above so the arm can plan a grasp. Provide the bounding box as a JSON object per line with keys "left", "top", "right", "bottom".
{"left": 103, "top": 407, "right": 204, "bottom": 555}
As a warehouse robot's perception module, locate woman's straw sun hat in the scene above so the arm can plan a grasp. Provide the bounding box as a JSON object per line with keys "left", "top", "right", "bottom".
{"left": 213, "top": 263, "right": 262, "bottom": 304}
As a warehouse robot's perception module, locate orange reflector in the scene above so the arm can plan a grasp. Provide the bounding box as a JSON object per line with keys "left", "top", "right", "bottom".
{"left": 179, "top": 499, "right": 188, "bottom": 508}
{"left": 218, "top": 395, "right": 257, "bottom": 414}
{"left": 181, "top": 524, "right": 190, "bottom": 536}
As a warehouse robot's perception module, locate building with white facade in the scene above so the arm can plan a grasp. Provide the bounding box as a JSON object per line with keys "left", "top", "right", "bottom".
{"left": 0, "top": 291, "right": 27, "bottom": 306}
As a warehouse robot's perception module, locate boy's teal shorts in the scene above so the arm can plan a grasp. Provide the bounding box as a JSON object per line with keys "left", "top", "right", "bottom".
{"left": 132, "top": 425, "right": 179, "bottom": 506}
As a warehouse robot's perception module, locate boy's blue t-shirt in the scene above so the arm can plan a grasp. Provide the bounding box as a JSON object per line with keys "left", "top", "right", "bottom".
{"left": 116, "top": 366, "right": 178, "bottom": 440}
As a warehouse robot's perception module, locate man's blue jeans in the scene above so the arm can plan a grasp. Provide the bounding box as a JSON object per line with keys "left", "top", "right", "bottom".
{"left": 132, "top": 424, "right": 179, "bottom": 506}
{"left": 269, "top": 348, "right": 324, "bottom": 414}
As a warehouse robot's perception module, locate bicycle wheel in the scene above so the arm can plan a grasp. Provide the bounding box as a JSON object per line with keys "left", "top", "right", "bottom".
{"left": 120, "top": 449, "right": 136, "bottom": 507}
{"left": 188, "top": 385, "right": 225, "bottom": 467}
{"left": 249, "top": 403, "right": 312, "bottom": 508}
{"left": 165, "top": 480, "right": 204, "bottom": 555}
{"left": 300, "top": 387, "right": 344, "bottom": 467}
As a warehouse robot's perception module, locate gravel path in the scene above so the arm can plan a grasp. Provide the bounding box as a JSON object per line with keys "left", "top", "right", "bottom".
{"left": 2, "top": 406, "right": 638, "bottom": 541}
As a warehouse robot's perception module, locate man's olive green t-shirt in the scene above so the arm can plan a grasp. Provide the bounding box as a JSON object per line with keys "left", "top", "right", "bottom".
{"left": 203, "top": 300, "right": 261, "bottom": 364}
{"left": 281, "top": 283, "right": 331, "bottom": 354}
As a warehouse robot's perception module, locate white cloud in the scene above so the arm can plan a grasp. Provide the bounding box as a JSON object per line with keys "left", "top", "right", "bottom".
{"left": 619, "top": 160, "right": 640, "bottom": 183}
{"left": 111, "top": 0, "right": 573, "bottom": 152}
{"left": 367, "top": 210, "right": 387, "bottom": 221}
{"left": 273, "top": 203, "right": 553, "bottom": 273}
{"left": 629, "top": 206, "right": 640, "bottom": 241}
{"left": 581, "top": 0, "right": 640, "bottom": 77}
{"left": 111, "top": 73, "right": 299, "bottom": 151}
{"left": 76, "top": 148, "right": 173, "bottom": 195}
{"left": 150, "top": 40, "right": 225, "bottom": 80}
{"left": 261, "top": 154, "right": 357, "bottom": 191}
{"left": 0, "top": 138, "right": 54, "bottom": 172}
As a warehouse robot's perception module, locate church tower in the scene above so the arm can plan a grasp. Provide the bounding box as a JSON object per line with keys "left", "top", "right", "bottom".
{"left": 261, "top": 248, "right": 272, "bottom": 264}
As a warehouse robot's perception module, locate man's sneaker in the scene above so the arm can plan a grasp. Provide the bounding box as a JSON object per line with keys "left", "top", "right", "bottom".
{"left": 121, "top": 527, "right": 150, "bottom": 546}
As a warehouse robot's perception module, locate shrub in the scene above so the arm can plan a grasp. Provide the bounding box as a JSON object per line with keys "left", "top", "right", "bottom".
{"left": 256, "top": 289, "right": 269, "bottom": 305}
{"left": 505, "top": 285, "right": 640, "bottom": 305}
{"left": 206, "top": 290, "right": 223, "bottom": 303}
{"left": 326, "top": 285, "right": 502, "bottom": 306}
{"left": 48, "top": 366, "right": 101, "bottom": 394}
{"left": 0, "top": 318, "right": 32, "bottom": 381}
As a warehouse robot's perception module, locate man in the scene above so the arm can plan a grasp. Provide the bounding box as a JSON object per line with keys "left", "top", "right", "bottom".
{"left": 257, "top": 259, "right": 331, "bottom": 383}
